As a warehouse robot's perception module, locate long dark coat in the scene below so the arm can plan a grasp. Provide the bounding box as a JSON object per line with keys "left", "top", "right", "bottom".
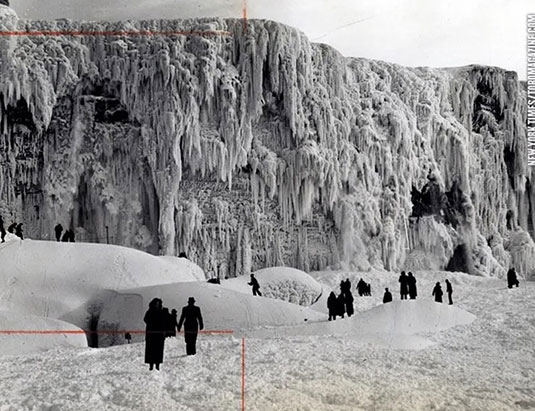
{"left": 432, "top": 284, "right": 443, "bottom": 303}
{"left": 399, "top": 273, "right": 409, "bottom": 296}
{"left": 178, "top": 304, "right": 204, "bottom": 355}
{"left": 345, "top": 291, "right": 354, "bottom": 316}
{"left": 336, "top": 294, "right": 346, "bottom": 317}
{"left": 327, "top": 292, "right": 337, "bottom": 317}
{"left": 407, "top": 274, "right": 417, "bottom": 299}
{"left": 144, "top": 307, "right": 166, "bottom": 364}
{"left": 383, "top": 290, "right": 393, "bottom": 303}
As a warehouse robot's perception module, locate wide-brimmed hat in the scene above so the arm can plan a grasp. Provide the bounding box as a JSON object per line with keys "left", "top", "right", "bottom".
{"left": 188, "top": 297, "right": 195, "bottom": 303}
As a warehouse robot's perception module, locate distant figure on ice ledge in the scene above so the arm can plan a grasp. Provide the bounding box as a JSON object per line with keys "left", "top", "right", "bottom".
{"left": 383, "top": 288, "right": 392, "bottom": 304}
{"left": 15, "top": 223, "right": 23, "bottom": 239}
{"left": 399, "top": 271, "right": 409, "bottom": 300}
{"left": 248, "top": 274, "right": 262, "bottom": 296}
{"left": 445, "top": 279, "right": 453, "bottom": 305}
{"left": 54, "top": 223, "right": 63, "bottom": 242}
{"left": 0, "top": 215, "right": 6, "bottom": 243}
{"left": 407, "top": 272, "right": 417, "bottom": 299}
{"left": 327, "top": 291, "right": 337, "bottom": 320}
{"left": 432, "top": 282, "right": 443, "bottom": 303}
{"left": 507, "top": 267, "right": 520, "bottom": 289}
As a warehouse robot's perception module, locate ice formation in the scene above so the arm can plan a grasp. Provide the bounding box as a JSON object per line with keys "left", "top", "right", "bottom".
{"left": 0, "top": 15, "right": 532, "bottom": 279}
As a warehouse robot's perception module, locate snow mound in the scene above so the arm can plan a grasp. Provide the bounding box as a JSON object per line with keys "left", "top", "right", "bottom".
{"left": 97, "top": 281, "right": 325, "bottom": 347}
{"left": 0, "top": 239, "right": 204, "bottom": 321}
{"left": 220, "top": 267, "right": 323, "bottom": 306}
{"left": 0, "top": 311, "right": 87, "bottom": 356}
{"left": 246, "top": 300, "right": 476, "bottom": 349}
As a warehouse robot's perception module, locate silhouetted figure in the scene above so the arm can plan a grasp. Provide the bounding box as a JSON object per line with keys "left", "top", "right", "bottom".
{"left": 356, "top": 278, "right": 366, "bottom": 296}
{"left": 125, "top": 332, "right": 132, "bottom": 344}
{"left": 336, "top": 293, "right": 345, "bottom": 319}
{"left": 162, "top": 307, "right": 172, "bottom": 338}
{"left": 15, "top": 223, "right": 23, "bottom": 239}
{"left": 407, "top": 272, "right": 417, "bottom": 299}
{"left": 144, "top": 298, "right": 166, "bottom": 371}
{"left": 344, "top": 279, "right": 352, "bottom": 294}
{"left": 248, "top": 274, "right": 262, "bottom": 296}
{"left": 169, "top": 309, "right": 178, "bottom": 337}
{"left": 54, "top": 224, "right": 63, "bottom": 242}
{"left": 432, "top": 282, "right": 443, "bottom": 303}
{"left": 68, "top": 229, "right": 75, "bottom": 242}
{"left": 178, "top": 252, "right": 188, "bottom": 258}
{"left": 327, "top": 292, "right": 337, "bottom": 321}
{"left": 177, "top": 297, "right": 204, "bottom": 355}
{"left": 0, "top": 216, "right": 6, "bottom": 243}
{"left": 507, "top": 268, "right": 519, "bottom": 289}
{"left": 345, "top": 291, "right": 354, "bottom": 317}
{"left": 445, "top": 279, "right": 453, "bottom": 305}
{"left": 399, "top": 271, "right": 409, "bottom": 300}
{"left": 364, "top": 282, "right": 372, "bottom": 296}
{"left": 383, "top": 288, "right": 393, "bottom": 303}
{"left": 7, "top": 222, "right": 16, "bottom": 233}
{"left": 61, "top": 230, "right": 69, "bottom": 242}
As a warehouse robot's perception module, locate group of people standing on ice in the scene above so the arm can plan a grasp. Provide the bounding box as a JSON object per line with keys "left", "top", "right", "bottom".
{"left": 327, "top": 279, "right": 355, "bottom": 320}
{"left": 383, "top": 271, "right": 454, "bottom": 305}
{"left": 144, "top": 297, "right": 204, "bottom": 371}
{"left": 55, "top": 224, "right": 75, "bottom": 242}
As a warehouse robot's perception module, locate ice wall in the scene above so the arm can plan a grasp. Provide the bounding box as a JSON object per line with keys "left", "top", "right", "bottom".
{"left": 0, "top": 12, "right": 533, "bottom": 279}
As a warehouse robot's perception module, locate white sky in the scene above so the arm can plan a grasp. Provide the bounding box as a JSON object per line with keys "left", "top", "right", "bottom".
{"left": 10, "top": 0, "right": 532, "bottom": 80}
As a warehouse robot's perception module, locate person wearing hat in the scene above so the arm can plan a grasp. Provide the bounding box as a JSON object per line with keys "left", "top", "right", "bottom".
{"left": 177, "top": 297, "right": 204, "bottom": 355}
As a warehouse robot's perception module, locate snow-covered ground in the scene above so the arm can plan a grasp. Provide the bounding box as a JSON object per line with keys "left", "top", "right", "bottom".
{"left": 0, "top": 239, "right": 534, "bottom": 410}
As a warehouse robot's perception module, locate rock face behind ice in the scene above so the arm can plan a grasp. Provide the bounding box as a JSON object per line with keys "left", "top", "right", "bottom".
{"left": 0, "top": 18, "right": 532, "bottom": 279}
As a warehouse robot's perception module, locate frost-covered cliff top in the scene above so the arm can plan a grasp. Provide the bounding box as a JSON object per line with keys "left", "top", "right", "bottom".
{"left": 0, "top": 15, "right": 532, "bottom": 280}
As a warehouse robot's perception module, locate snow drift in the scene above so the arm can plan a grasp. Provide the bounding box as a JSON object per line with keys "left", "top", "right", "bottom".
{"left": 0, "top": 10, "right": 533, "bottom": 280}
{"left": 246, "top": 299, "right": 477, "bottom": 349}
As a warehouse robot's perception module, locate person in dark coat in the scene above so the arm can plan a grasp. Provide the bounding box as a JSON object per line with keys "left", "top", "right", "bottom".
{"left": 407, "top": 272, "right": 417, "bottom": 299}
{"left": 356, "top": 278, "right": 366, "bottom": 296}
{"left": 61, "top": 230, "right": 69, "bottom": 242}
{"left": 248, "top": 274, "right": 262, "bottom": 296}
{"left": 0, "top": 216, "right": 6, "bottom": 243}
{"left": 15, "top": 223, "right": 23, "bottom": 239}
{"left": 177, "top": 297, "right": 204, "bottom": 355}
{"left": 54, "top": 224, "right": 63, "bottom": 242}
{"left": 383, "top": 288, "right": 393, "bottom": 303}
{"left": 345, "top": 290, "right": 354, "bottom": 317}
{"left": 507, "top": 268, "right": 519, "bottom": 288}
{"left": 399, "top": 271, "right": 409, "bottom": 300}
{"left": 327, "top": 292, "right": 337, "bottom": 321}
{"left": 336, "top": 293, "right": 345, "bottom": 319}
{"left": 445, "top": 279, "right": 453, "bottom": 305}
{"left": 432, "top": 282, "right": 443, "bottom": 303}
{"left": 365, "top": 282, "right": 372, "bottom": 296}
{"left": 68, "top": 229, "right": 75, "bottom": 242}
{"left": 7, "top": 222, "right": 16, "bottom": 233}
{"left": 144, "top": 298, "right": 166, "bottom": 370}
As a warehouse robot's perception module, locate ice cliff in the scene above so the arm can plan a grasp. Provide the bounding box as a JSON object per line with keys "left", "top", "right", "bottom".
{"left": 0, "top": 8, "right": 533, "bottom": 279}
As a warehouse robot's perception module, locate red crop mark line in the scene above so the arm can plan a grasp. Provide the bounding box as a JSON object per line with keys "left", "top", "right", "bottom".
{"left": 0, "top": 329, "right": 234, "bottom": 335}
{"left": 241, "top": 337, "right": 245, "bottom": 411}
{"left": 0, "top": 30, "right": 231, "bottom": 37}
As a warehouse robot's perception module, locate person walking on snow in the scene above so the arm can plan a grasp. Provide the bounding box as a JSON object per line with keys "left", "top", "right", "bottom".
{"left": 336, "top": 293, "right": 346, "bottom": 319}
{"left": 407, "top": 272, "right": 417, "bottom": 299}
{"left": 383, "top": 288, "right": 393, "bottom": 303}
{"left": 327, "top": 292, "right": 337, "bottom": 321}
{"left": 177, "top": 297, "right": 204, "bottom": 355}
{"left": 54, "top": 223, "right": 63, "bottom": 242}
{"left": 445, "top": 279, "right": 453, "bottom": 305}
{"left": 248, "top": 274, "right": 262, "bottom": 296}
{"left": 399, "top": 271, "right": 409, "bottom": 300}
{"left": 432, "top": 282, "right": 443, "bottom": 303}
